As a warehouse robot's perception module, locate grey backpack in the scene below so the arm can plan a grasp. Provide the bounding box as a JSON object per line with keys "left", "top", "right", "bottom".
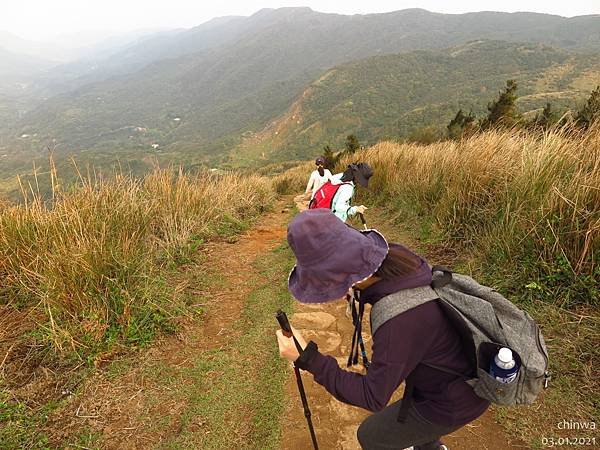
{"left": 370, "top": 266, "right": 550, "bottom": 416}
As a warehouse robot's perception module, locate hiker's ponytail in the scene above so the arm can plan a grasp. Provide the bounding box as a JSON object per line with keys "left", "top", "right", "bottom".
{"left": 315, "top": 156, "right": 326, "bottom": 177}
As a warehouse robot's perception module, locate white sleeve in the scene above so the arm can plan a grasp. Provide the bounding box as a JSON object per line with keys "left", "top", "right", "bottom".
{"left": 306, "top": 171, "right": 316, "bottom": 193}
{"left": 331, "top": 172, "right": 343, "bottom": 183}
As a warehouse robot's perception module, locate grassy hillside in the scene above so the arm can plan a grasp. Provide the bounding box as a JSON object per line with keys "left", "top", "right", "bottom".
{"left": 1, "top": 123, "right": 598, "bottom": 447}
{"left": 234, "top": 41, "right": 600, "bottom": 164}
{"left": 0, "top": 166, "right": 278, "bottom": 448}
{"left": 278, "top": 125, "right": 599, "bottom": 306}
{"left": 3, "top": 8, "right": 600, "bottom": 173}
{"left": 0, "top": 167, "right": 274, "bottom": 362}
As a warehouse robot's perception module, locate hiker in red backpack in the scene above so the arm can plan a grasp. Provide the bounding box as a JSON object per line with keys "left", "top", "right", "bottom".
{"left": 276, "top": 209, "right": 490, "bottom": 450}
{"left": 305, "top": 156, "right": 333, "bottom": 200}
{"left": 310, "top": 162, "right": 371, "bottom": 222}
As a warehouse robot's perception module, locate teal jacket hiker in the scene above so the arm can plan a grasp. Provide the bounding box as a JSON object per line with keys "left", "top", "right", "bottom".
{"left": 330, "top": 175, "right": 359, "bottom": 222}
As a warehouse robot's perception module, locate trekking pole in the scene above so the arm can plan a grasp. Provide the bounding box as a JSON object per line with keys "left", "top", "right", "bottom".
{"left": 347, "top": 291, "right": 370, "bottom": 370}
{"left": 359, "top": 213, "right": 371, "bottom": 368}
{"left": 351, "top": 215, "right": 371, "bottom": 370}
{"left": 358, "top": 213, "right": 368, "bottom": 231}
{"left": 276, "top": 310, "right": 319, "bottom": 450}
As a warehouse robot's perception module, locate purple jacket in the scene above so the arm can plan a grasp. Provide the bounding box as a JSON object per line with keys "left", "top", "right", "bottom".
{"left": 296, "top": 244, "right": 490, "bottom": 427}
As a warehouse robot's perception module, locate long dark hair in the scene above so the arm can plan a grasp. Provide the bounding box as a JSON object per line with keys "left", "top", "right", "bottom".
{"left": 374, "top": 246, "right": 421, "bottom": 279}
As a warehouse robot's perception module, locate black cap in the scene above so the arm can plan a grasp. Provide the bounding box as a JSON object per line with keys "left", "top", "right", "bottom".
{"left": 350, "top": 162, "right": 373, "bottom": 187}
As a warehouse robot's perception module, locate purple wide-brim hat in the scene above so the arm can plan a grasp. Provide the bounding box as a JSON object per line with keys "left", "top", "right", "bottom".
{"left": 287, "top": 209, "right": 389, "bottom": 303}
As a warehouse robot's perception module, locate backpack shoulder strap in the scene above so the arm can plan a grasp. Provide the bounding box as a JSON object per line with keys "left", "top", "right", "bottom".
{"left": 431, "top": 265, "right": 452, "bottom": 288}
{"left": 330, "top": 181, "right": 353, "bottom": 211}
{"left": 370, "top": 285, "right": 439, "bottom": 336}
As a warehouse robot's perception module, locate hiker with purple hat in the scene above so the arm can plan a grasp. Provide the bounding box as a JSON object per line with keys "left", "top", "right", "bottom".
{"left": 276, "top": 209, "right": 489, "bottom": 450}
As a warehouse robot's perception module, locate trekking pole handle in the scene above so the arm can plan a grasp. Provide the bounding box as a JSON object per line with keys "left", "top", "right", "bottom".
{"left": 276, "top": 309, "right": 293, "bottom": 337}
{"left": 358, "top": 213, "right": 368, "bottom": 230}
{"left": 276, "top": 310, "right": 304, "bottom": 354}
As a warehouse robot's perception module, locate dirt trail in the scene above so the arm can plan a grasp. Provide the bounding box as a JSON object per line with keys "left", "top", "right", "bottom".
{"left": 279, "top": 196, "right": 528, "bottom": 450}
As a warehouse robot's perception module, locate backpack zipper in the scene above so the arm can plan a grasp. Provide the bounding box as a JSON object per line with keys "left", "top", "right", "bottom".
{"left": 534, "top": 322, "right": 551, "bottom": 388}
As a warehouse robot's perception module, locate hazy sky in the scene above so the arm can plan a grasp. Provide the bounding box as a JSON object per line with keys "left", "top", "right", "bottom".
{"left": 2, "top": 0, "right": 599, "bottom": 41}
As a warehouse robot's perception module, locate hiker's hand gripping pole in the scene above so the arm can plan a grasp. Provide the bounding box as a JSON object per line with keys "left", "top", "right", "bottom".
{"left": 275, "top": 310, "right": 319, "bottom": 450}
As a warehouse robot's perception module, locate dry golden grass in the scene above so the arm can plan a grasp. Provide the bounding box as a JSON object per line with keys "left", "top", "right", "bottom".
{"left": 274, "top": 126, "right": 600, "bottom": 295}
{"left": 0, "top": 167, "right": 274, "bottom": 355}
{"left": 272, "top": 160, "right": 314, "bottom": 194}
{"left": 144, "top": 169, "right": 274, "bottom": 251}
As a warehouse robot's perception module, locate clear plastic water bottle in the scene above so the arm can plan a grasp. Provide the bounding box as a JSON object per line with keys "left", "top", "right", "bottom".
{"left": 489, "top": 347, "right": 519, "bottom": 384}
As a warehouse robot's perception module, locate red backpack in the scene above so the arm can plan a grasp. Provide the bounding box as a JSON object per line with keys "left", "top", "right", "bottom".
{"left": 308, "top": 181, "right": 351, "bottom": 210}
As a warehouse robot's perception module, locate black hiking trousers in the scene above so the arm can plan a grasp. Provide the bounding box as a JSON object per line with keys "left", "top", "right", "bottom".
{"left": 357, "top": 400, "right": 461, "bottom": 450}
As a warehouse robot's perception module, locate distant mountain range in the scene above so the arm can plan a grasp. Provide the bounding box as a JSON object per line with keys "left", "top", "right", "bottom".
{"left": 1, "top": 7, "right": 599, "bottom": 181}
{"left": 230, "top": 40, "right": 600, "bottom": 164}
{"left": 0, "top": 28, "right": 171, "bottom": 62}
{"left": 0, "top": 46, "right": 54, "bottom": 81}
{"left": 0, "top": 30, "right": 67, "bottom": 62}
